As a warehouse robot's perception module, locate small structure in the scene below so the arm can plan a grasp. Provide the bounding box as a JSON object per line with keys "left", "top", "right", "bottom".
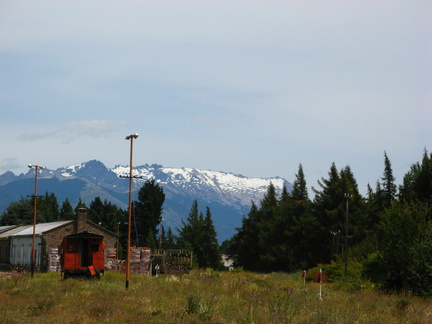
{"left": 60, "top": 231, "right": 106, "bottom": 279}
{"left": 118, "top": 247, "right": 152, "bottom": 274}
{"left": 151, "top": 249, "right": 192, "bottom": 274}
{"left": 0, "top": 208, "right": 117, "bottom": 272}
{"left": 0, "top": 225, "right": 21, "bottom": 265}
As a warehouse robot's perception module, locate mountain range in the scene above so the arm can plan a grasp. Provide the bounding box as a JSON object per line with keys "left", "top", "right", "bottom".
{"left": 0, "top": 160, "right": 292, "bottom": 242}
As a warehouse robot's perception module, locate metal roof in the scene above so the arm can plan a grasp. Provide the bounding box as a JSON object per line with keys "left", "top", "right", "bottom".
{"left": 0, "top": 225, "right": 32, "bottom": 239}
{"left": 1, "top": 221, "right": 73, "bottom": 238}
{"left": 0, "top": 225, "right": 19, "bottom": 234}
{"left": 64, "top": 231, "right": 104, "bottom": 239}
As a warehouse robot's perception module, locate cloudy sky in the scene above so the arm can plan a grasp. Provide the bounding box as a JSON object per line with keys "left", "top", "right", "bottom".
{"left": 1, "top": 0, "right": 431, "bottom": 196}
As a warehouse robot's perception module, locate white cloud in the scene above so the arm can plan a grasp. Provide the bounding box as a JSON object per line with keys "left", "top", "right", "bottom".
{"left": 17, "top": 120, "right": 126, "bottom": 143}
{"left": 0, "top": 157, "right": 19, "bottom": 170}
{"left": 0, "top": 0, "right": 431, "bottom": 193}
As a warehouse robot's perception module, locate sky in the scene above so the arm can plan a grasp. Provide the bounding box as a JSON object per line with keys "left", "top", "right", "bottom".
{"left": 1, "top": 0, "right": 431, "bottom": 196}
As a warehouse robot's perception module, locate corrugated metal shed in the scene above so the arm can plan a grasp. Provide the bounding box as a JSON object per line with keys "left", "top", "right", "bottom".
{"left": 0, "top": 225, "right": 32, "bottom": 239}
{"left": 0, "top": 225, "right": 19, "bottom": 234}
{"left": 2, "top": 221, "right": 73, "bottom": 238}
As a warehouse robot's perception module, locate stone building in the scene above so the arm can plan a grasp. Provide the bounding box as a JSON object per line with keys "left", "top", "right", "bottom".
{"left": 0, "top": 208, "right": 118, "bottom": 271}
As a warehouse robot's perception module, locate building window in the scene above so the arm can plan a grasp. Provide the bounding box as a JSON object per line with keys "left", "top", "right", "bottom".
{"left": 68, "top": 244, "right": 78, "bottom": 253}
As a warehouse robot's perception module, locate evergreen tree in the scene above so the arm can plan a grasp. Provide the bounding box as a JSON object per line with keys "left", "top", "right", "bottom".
{"left": 228, "top": 201, "right": 261, "bottom": 271}
{"left": 134, "top": 179, "right": 165, "bottom": 248}
{"left": 89, "top": 197, "right": 124, "bottom": 233}
{"left": 312, "top": 163, "right": 344, "bottom": 262}
{"left": 201, "top": 207, "right": 222, "bottom": 269}
{"left": 230, "top": 166, "right": 319, "bottom": 272}
{"left": 37, "top": 192, "right": 60, "bottom": 222}
{"left": 178, "top": 200, "right": 221, "bottom": 269}
{"left": 0, "top": 197, "right": 33, "bottom": 225}
{"left": 89, "top": 197, "right": 104, "bottom": 225}
{"left": 60, "top": 198, "right": 75, "bottom": 220}
{"left": 286, "top": 165, "right": 319, "bottom": 270}
{"left": 362, "top": 183, "right": 385, "bottom": 249}
{"left": 260, "top": 182, "right": 278, "bottom": 212}
{"left": 254, "top": 183, "right": 283, "bottom": 271}
{"left": 312, "top": 163, "right": 365, "bottom": 263}
{"left": 382, "top": 151, "right": 397, "bottom": 208}
{"left": 400, "top": 149, "right": 432, "bottom": 203}
{"left": 363, "top": 150, "right": 432, "bottom": 296}
{"left": 165, "top": 227, "right": 178, "bottom": 249}
{"left": 291, "top": 163, "right": 308, "bottom": 201}
{"left": 280, "top": 185, "right": 290, "bottom": 203}
{"left": 178, "top": 200, "right": 202, "bottom": 267}
{"left": 75, "top": 198, "right": 87, "bottom": 212}
{"left": 363, "top": 201, "right": 432, "bottom": 296}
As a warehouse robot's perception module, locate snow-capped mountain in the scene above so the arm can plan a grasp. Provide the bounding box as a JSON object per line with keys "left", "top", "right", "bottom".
{"left": 0, "top": 160, "right": 292, "bottom": 242}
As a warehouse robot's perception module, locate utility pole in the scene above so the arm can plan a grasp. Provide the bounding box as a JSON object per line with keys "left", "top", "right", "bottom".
{"left": 344, "top": 193, "right": 352, "bottom": 277}
{"left": 120, "top": 134, "right": 141, "bottom": 289}
{"left": 28, "top": 164, "right": 43, "bottom": 279}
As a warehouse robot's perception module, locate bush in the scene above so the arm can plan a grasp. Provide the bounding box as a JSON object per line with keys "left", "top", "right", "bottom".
{"left": 308, "top": 257, "right": 367, "bottom": 291}
{"left": 363, "top": 202, "right": 432, "bottom": 296}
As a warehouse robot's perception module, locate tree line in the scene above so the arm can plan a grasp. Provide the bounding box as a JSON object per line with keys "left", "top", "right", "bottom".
{"left": 225, "top": 150, "right": 432, "bottom": 296}
{"left": 2, "top": 149, "right": 432, "bottom": 295}
{"left": 0, "top": 179, "right": 222, "bottom": 270}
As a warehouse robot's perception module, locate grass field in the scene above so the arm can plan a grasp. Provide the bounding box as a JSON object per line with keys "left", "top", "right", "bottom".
{"left": 0, "top": 269, "right": 431, "bottom": 323}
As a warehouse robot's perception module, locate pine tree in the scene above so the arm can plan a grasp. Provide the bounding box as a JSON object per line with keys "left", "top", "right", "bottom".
{"left": 201, "top": 207, "right": 222, "bottom": 269}
{"left": 89, "top": 197, "right": 104, "bottom": 225}
{"left": 312, "top": 163, "right": 344, "bottom": 262}
{"left": 178, "top": 200, "right": 202, "bottom": 267}
{"left": 75, "top": 198, "right": 87, "bottom": 212}
{"left": 256, "top": 182, "right": 282, "bottom": 271}
{"left": 363, "top": 201, "right": 432, "bottom": 296}
{"left": 134, "top": 179, "right": 165, "bottom": 249}
{"left": 60, "top": 198, "right": 75, "bottom": 220}
{"left": 37, "top": 192, "right": 60, "bottom": 222}
{"left": 400, "top": 149, "right": 432, "bottom": 203}
{"left": 0, "top": 198, "right": 33, "bottom": 225}
{"left": 178, "top": 201, "right": 221, "bottom": 269}
{"left": 312, "top": 163, "right": 365, "bottom": 263}
{"left": 260, "top": 182, "right": 278, "bottom": 212}
{"left": 382, "top": 151, "right": 397, "bottom": 208}
{"left": 227, "top": 201, "right": 261, "bottom": 271}
{"left": 287, "top": 165, "right": 318, "bottom": 270}
{"left": 292, "top": 163, "right": 308, "bottom": 201}
{"left": 89, "top": 197, "right": 124, "bottom": 233}
{"left": 165, "top": 227, "right": 177, "bottom": 249}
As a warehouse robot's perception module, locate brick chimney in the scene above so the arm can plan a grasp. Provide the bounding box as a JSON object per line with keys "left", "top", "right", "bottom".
{"left": 76, "top": 208, "right": 88, "bottom": 233}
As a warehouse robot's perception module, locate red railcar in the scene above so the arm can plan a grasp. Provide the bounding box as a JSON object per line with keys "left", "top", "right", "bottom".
{"left": 60, "top": 231, "right": 106, "bottom": 279}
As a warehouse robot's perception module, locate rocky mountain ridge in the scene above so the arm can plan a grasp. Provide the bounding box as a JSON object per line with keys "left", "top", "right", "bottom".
{"left": 0, "top": 160, "right": 292, "bottom": 242}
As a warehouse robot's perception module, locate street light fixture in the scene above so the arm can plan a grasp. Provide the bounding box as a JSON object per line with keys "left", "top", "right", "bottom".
{"left": 28, "top": 164, "right": 43, "bottom": 278}
{"left": 125, "top": 133, "right": 138, "bottom": 289}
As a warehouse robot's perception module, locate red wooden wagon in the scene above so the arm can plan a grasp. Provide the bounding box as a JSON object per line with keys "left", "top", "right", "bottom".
{"left": 60, "top": 231, "right": 106, "bottom": 279}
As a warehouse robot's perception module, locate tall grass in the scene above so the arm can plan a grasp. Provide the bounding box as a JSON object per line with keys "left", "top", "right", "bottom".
{"left": 0, "top": 269, "right": 431, "bottom": 323}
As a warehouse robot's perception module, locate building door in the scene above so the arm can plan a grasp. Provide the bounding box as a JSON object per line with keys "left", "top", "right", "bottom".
{"left": 80, "top": 240, "right": 89, "bottom": 267}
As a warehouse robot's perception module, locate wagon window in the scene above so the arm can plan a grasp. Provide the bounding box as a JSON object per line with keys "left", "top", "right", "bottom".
{"left": 91, "top": 244, "right": 99, "bottom": 252}
{"left": 68, "top": 244, "right": 78, "bottom": 252}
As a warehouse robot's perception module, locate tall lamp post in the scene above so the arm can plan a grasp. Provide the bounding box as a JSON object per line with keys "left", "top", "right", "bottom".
{"left": 344, "top": 193, "right": 352, "bottom": 277}
{"left": 28, "top": 164, "right": 43, "bottom": 278}
{"left": 124, "top": 133, "right": 138, "bottom": 289}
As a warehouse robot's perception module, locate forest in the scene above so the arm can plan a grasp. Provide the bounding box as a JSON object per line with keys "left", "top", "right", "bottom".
{"left": 2, "top": 150, "right": 432, "bottom": 296}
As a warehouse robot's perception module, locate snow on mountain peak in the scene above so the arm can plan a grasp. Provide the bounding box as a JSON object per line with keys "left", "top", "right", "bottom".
{"left": 110, "top": 164, "right": 290, "bottom": 206}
